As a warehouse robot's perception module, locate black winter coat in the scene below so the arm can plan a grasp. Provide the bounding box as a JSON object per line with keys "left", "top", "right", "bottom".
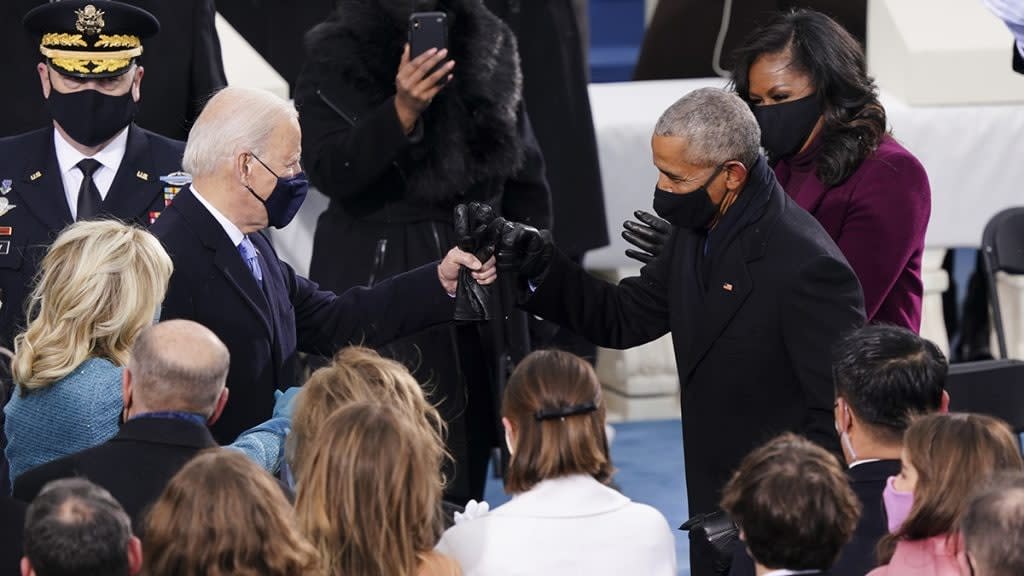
{"left": 521, "top": 157, "right": 865, "bottom": 576}
{"left": 294, "top": 0, "right": 550, "bottom": 503}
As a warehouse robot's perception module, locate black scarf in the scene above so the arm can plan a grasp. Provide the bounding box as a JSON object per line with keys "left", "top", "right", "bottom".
{"left": 304, "top": 0, "right": 525, "bottom": 204}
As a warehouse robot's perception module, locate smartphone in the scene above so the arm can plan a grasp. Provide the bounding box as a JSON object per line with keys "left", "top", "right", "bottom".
{"left": 409, "top": 11, "right": 448, "bottom": 62}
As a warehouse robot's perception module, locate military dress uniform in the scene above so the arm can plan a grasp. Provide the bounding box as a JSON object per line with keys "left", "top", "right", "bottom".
{"left": 0, "top": 1, "right": 187, "bottom": 350}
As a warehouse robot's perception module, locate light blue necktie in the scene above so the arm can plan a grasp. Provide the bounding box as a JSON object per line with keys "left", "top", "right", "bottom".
{"left": 238, "top": 235, "right": 263, "bottom": 285}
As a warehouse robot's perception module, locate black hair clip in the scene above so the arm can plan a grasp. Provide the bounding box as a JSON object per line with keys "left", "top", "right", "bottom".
{"left": 534, "top": 401, "right": 598, "bottom": 422}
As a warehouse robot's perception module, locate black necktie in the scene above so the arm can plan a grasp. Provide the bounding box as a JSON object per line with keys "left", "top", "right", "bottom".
{"left": 76, "top": 158, "right": 103, "bottom": 221}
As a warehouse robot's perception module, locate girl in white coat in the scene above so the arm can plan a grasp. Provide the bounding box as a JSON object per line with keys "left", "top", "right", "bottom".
{"left": 436, "top": 349, "right": 676, "bottom": 575}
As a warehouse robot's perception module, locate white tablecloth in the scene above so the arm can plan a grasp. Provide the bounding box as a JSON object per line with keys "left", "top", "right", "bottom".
{"left": 583, "top": 78, "right": 1024, "bottom": 270}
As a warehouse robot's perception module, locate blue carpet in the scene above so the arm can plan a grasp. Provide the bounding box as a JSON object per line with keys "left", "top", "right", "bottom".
{"left": 484, "top": 419, "right": 691, "bottom": 576}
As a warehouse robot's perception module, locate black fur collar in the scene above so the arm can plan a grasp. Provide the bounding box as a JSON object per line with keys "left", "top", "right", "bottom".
{"left": 305, "top": 0, "right": 524, "bottom": 203}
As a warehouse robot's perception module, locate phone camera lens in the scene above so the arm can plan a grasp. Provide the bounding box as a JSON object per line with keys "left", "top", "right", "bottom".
{"left": 413, "top": 21, "right": 420, "bottom": 28}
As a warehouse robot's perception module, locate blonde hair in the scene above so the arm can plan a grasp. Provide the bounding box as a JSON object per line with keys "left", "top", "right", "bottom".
{"left": 295, "top": 403, "right": 445, "bottom": 576}
{"left": 286, "top": 346, "right": 446, "bottom": 482}
{"left": 12, "top": 220, "right": 172, "bottom": 391}
{"left": 503, "top": 349, "right": 613, "bottom": 494}
{"left": 143, "top": 449, "right": 322, "bottom": 576}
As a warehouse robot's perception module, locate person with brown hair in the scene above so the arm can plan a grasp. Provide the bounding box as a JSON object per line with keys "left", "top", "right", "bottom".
{"left": 722, "top": 433, "right": 860, "bottom": 575}
{"left": 435, "top": 349, "right": 675, "bottom": 575}
{"left": 869, "top": 414, "right": 1024, "bottom": 576}
{"left": 142, "top": 449, "right": 321, "bottom": 576}
{"left": 295, "top": 402, "right": 458, "bottom": 576}
{"left": 285, "top": 345, "right": 446, "bottom": 488}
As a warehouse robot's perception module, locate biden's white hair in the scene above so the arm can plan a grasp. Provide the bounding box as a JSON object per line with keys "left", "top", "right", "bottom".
{"left": 654, "top": 87, "right": 762, "bottom": 169}
{"left": 182, "top": 86, "right": 299, "bottom": 178}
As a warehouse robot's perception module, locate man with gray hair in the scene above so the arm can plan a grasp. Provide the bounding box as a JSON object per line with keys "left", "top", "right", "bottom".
{"left": 150, "top": 86, "right": 496, "bottom": 445}
{"left": 20, "top": 478, "right": 141, "bottom": 576}
{"left": 960, "top": 472, "right": 1024, "bottom": 576}
{"left": 13, "top": 320, "right": 230, "bottom": 533}
{"left": 495, "top": 87, "right": 865, "bottom": 576}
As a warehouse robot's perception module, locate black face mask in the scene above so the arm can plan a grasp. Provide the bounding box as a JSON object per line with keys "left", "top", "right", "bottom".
{"left": 45, "top": 88, "right": 138, "bottom": 147}
{"left": 751, "top": 94, "right": 821, "bottom": 163}
{"left": 245, "top": 154, "right": 310, "bottom": 229}
{"left": 652, "top": 165, "right": 725, "bottom": 230}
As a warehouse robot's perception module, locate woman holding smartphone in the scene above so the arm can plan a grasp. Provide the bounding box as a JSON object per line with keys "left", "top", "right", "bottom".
{"left": 293, "top": 0, "right": 550, "bottom": 506}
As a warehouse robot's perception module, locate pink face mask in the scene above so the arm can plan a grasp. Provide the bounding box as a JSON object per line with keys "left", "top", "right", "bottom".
{"left": 883, "top": 475, "right": 914, "bottom": 534}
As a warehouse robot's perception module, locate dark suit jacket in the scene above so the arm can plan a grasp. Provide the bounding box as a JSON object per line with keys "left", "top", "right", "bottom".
{"left": 150, "top": 187, "right": 457, "bottom": 443}
{"left": 12, "top": 417, "right": 217, "bottom": 535}
{"left": 0, "top": 496, "right": 25, "bottom": 576}
{"left": 1014, "top": 45, "right": 1024, "bottom": 74}
{"left": 523, "top": 157, "right": 865, "bottom": 576}
{"left": 729, "top": 459, "right": 900, "bottom": 576}
{"left": 0, "top": 125, "right": 185, "bottom": 349}
{"left": 836, "top": 459, "right": 901, "bottom": 575}
{"left": 2, "top": 0, "right": 226, "bottom": 140}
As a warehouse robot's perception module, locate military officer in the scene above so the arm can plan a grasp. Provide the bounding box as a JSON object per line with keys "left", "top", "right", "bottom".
{"left": 0, "top": 0, "right": 187, "bottom": 350}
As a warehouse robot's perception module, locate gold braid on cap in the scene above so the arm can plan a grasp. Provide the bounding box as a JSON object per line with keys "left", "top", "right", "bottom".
{"left": 41, "top": 33, "right": 87, "bottom": 47}
{"left": 96, "top": 34, "right": 140, "bottom": 48}
{"left": 90, "top": 58, "right": 131, "bottom": 74}
{"left": 40, "top": 47, "right": 143, "bottom": 61}
{"left": 50, "top": 58, "right": 92, "bottom": 74}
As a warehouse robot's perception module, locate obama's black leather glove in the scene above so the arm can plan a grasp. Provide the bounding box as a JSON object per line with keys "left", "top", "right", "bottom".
{"left": 496, "top": 221, "right": 554, "bottom": 287}
{"left": 622, "top": 209, "right": 671, "bottom": 264}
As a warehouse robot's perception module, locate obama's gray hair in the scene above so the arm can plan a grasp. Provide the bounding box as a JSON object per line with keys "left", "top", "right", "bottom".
{"left": 654, "top": 87, "right": 761, "bottom": 169}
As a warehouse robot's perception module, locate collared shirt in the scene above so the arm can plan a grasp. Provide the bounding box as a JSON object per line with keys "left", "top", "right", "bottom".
{"left": 762, "top": 570, "right": 823, "bottom": 576}
{"left": 848, "top": 458, "right": 882, "bottom": 469}
{"left": 54, "top": 126, "right": 129, "bottom": 219}
{"left": 984, "top": 0, "right": 1024, "bottom": 57}
{"left": 191, "top": 184, "right": 245, "bottom": 247}
{"left": 129, "top": 411, "right": 208, "bottom": 427}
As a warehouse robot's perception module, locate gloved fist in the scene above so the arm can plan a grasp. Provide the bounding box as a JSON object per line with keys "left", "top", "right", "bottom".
{"left": 454, "top": 202, "right": 502, "bottom": 261}
{"left": 622, "top": 209, "right": 671, "bottom": 264}
{"left": 497, "top": 221, "right": 554, "bottom": 284}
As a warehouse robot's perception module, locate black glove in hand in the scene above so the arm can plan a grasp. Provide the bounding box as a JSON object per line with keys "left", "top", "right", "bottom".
{"left": 680, "top": 511, "right": 740, "bottom": 575}
{"left": 497, "top": 221, "right": 554, "bottom": 286}
{"left": 455, "top": 201, "right": 499, "bottom": 260}
{"left": 622, "top": 209, "right": 671, "bottom": 264}
{"left": 453, "top": 202, "right": 502, "bottom": 322}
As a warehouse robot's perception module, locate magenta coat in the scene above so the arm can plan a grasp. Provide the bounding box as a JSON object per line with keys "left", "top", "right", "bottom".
{"left": 775, "top": 134, "right": 931, "bottom": 332}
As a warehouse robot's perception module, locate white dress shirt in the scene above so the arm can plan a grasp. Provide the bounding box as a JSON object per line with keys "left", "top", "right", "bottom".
{"left": 191, "top": 184, "right": 245, "bottom": 247}
{"left": 436, "top": 474, "right": 677, "bottom": 576}
{"left": 848, "top": 458, "right": 881, "bottom": 469}
{"left": 53, "top": 126, "right": 129, "bottom": 220}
